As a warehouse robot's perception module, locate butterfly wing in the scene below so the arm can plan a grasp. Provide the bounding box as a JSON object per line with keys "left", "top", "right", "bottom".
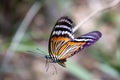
{"left": 48, "top": 16, "right": 102, "bottom": 67}
{"left": 58, "top": 31, "right": 102, "bottom": 60}
{"left": 75, "top": 31, "right": 102, "bottom": 50}
{"left": 48, "top": 16, "right": 74, "bottom": 60}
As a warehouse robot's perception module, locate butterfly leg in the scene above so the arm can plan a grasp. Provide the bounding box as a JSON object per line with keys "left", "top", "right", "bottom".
{"left": 45, "top": 58, "right": 49, "bottom": 72}
{"left": 52, "top": 64, "right": 57, "bottom": 75}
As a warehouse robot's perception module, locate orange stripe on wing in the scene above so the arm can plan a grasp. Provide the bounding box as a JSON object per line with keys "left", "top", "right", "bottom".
{"left": 58, "top": 41, "right": 86, "bottom": 60}
{"left": 49, "top": 36, "right": 70, "bottom": 57}
{"left": 51, "top": 36, "right": 70, "bottom": 41}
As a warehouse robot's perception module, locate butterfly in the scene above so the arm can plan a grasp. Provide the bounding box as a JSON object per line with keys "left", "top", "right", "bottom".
{"left": 45, "top": 16, "right": 102, "bottom": 67}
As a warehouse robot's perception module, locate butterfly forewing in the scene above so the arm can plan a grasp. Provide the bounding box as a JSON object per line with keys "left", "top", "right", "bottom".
{"left": 58, "top": 41, "right": 86, "bottom": 60}
{"left": 49, "top": 16, "right": 74, "bottom": 59}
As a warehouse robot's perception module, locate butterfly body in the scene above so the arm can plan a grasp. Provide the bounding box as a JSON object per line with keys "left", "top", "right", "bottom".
{"left": 45, "top": 16, "right": 102, "bottom": 67}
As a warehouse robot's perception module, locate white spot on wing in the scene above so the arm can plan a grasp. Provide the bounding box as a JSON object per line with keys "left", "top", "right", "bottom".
{"left": 52, "top": 30, "right": 74, "bottom": 39}
{"left": 74, "top": 38, "right": 93, "bottom": 41}
{"left": 55, "top": 25, "right": 72, "bottom": 31}
{"left": 81, "top": 35, "right": 95, "bottom": 39}
{"left": 58, "top": 19, "right": 72, "bottom": 25}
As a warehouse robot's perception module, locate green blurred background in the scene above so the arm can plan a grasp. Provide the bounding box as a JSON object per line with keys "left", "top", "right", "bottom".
{"left": 0, "top": 0, "right": 120, "bottom": 80}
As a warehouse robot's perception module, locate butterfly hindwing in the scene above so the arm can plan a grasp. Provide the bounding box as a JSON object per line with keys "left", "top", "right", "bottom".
{"left": 58, "top": 31, "right": 102, "bottom": 60}
{"left": 58, "top": 41, "right": 86, "bottom": 60}
{"left": 75, "top": 31, "right": 102, "bottom": 50}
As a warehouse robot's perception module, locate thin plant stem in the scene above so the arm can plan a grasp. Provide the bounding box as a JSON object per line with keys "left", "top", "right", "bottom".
{"left": 73, "top": 0, "right": 120, "bottom": 32}
{"left": 2, "top": 2, "right": 41, "bottom": 70}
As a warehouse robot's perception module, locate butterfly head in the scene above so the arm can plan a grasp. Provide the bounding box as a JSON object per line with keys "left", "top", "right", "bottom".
{"left": 45, "top": 55, "right": 57, "bottom": 63}
{"left": 45, "top": 55, "right": 66, "bottom": 67}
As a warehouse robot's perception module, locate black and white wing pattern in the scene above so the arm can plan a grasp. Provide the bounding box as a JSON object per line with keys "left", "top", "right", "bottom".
{"left": 47, "top": 16, "right": 102, "bottom": 67}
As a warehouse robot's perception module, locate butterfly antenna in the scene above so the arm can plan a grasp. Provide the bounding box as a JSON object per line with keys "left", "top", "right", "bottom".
{"left": 27, "top": 50, "right": 38, "bottom": 56}
{"left": 27, "top": 50, "right": 44, "bottom": 58}
{"left": 36, "top": 48, "right": 47, "bottom": 55}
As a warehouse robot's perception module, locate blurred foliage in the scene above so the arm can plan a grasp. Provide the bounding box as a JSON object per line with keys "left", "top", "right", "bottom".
{"left": 0, "top": 0, "right": 120, "bottom": 80}
{"left": 98, "top": 11, "right": 117, "bottom": 25}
